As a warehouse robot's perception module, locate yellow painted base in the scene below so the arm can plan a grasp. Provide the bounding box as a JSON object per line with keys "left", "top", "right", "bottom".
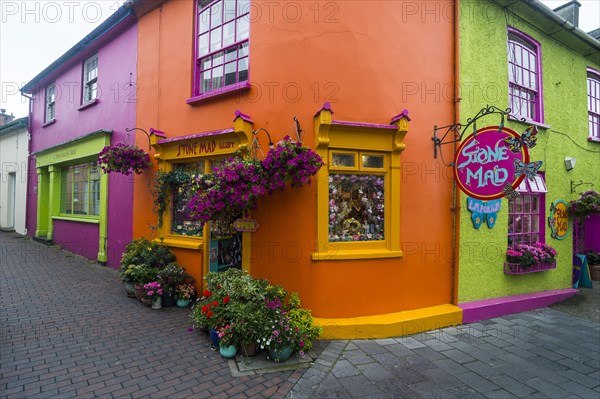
{"left": 314, "top": 304, "right": 463, "bottom": 339}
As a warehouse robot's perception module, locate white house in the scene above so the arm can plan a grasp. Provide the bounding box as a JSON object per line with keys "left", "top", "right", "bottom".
{"left": 0, "top": 116, "right": 29, "bottom": 235}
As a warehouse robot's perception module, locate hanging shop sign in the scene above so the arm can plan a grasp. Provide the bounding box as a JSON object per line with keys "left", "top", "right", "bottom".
{"left": 548, "top": 200, "right": 569, "bottom": 240}
{"left": 467, "top": 197, "right": 501, "bottom": 229}
{"left": 454, "top": 126, "right": 541, "bottom": 200}
{"left": 233, "top": 218, "right": 260, "bottom": 233}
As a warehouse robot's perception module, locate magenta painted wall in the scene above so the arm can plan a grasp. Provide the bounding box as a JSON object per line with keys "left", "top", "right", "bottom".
{"left": 585, "top": 215, "right": 600, "bottom": 252}
{"left": 53, "top": 219, "right": 100, "bottom": 260}
{"left": 26, "top": 22, "right": 137, "bottom": 268}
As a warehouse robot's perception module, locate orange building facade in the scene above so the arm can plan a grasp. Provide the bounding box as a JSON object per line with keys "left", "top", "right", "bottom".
{"left": 131, "top": 0, "right": 461, "bottom": 337}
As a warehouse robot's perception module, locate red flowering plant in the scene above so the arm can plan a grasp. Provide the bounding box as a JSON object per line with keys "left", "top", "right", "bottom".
{"left": 261, "top": 136, "right": 324, "bottom": 193}
{"left": 506, "top": 242, "right": 558, "bottom": 268}
{"left": 190, "top": 288, "right": 231, "bottom": 330}
{"left": 98, "top": 143, "right": 151, "bottom": 175}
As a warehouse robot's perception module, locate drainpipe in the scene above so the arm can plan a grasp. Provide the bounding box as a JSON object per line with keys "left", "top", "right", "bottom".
{"left": 21, "top": 91, "right": 33, "bottom": 236}
{"left": 451, "top": 0, "right": 461, "bottom": 306}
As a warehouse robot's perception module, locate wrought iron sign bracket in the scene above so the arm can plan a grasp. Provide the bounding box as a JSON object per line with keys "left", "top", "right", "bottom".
{"left": 125, "top": 127, "right": 152, "bottom": 148}
{"left": 432, "top": 105, "right": 519, "bottom": 161}
{"left": 571, "top": 180, "right": 594, "bottom": 194}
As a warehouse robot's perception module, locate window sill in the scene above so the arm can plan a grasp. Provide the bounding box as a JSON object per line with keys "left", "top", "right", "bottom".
{"left": 154, "top": 237, "right": 203, "bottom": 250}
{"left": 52, "top": 216, "right": 100, "bottom": 224}
{"left": 312, "top": 249, "right": 403, "bottom": 261}
{"left": 186, "top": 81, "right": 252, "bottom": 105}
{"left": 588, "top": 136, "right": 600, "bottom": 143}
{"left": 508, "top": 115, "right": 551, "bottom": 130}
{"left": 42, "top": 119, "right": 56, "bottom": 128}
{"left": 78, "top": 98, "right": 99, "bottom": 111}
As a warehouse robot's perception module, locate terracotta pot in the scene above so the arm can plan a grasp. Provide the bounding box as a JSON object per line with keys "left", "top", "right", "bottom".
{"left": 134, "top": 284, "right": 145, "bottom": 301}
{"left": 590, "top": 264, "right": 600, "bottom": 281}
{"left": 240, "top": 342, "right": 258, "bottom": 357}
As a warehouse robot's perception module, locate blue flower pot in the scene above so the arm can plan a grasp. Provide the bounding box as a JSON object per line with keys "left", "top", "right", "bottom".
{"left": 209, "top": 328, "right": 220, "bottom": 347}
{"left": 176, "top": 298, "right": 190, "bottom": 308}
{"left": 219, "top": 345, "right": 237, "bottom": 358}
{"left": 268, "top": 346, "right": 293, "bottom": 362}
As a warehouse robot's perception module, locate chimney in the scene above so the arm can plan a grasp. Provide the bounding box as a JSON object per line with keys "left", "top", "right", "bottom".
{"left": 553, "top": 0, "right": 581, "bottom": 28}
{"left": 0, "top": 109, "right": 15, "bottom": 126}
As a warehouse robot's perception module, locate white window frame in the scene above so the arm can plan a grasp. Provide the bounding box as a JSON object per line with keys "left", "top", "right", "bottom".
{"left": 83, "top": 54, "right": 98, "bottom": 103}
{"left": 45, "top": 83, "right": 56, "bottom": 122}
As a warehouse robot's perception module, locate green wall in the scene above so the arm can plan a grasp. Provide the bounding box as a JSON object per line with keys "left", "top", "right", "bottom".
{"left": 457, "top": 1, "right": 600, "bottom": 302}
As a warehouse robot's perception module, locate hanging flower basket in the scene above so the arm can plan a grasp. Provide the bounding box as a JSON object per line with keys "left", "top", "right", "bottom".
{"left": 98, "top": 143, "right": 151, "bottom": 175}
{"left": 261, "top": 136, "right": 324, "bottom": 193}
{"left": 504, "top": 260, "right": 557, "bottom": 275}
{"left": 568, "top": 190, "right": 600, "bottom": 218}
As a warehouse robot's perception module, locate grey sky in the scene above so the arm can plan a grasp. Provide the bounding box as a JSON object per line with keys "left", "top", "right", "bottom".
{"left": 0, "top": 0, "right": 598, "bottom": 119}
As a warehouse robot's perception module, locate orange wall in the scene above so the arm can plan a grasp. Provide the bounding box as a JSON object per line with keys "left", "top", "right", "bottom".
{"left": 134, "top": 0, "right": 456, "bottom": 318}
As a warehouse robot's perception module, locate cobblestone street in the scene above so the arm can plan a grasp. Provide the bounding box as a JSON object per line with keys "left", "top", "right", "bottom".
{"left": 1, "top": 231, "right": 599, "bottom": 398}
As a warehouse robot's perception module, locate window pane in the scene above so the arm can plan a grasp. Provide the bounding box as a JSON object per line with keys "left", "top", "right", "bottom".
{"left": 332, "top": 153, "right": 355, "bottom": 168}
{"left": 212, "top": 65, "right": 224, "bottom": 89}
{"left": 212, "top": 51, "right": 224, "bottom": 66}
{"left": 210, "top": 27, "right": 222, "bottom": 52}
{"left": 198, "top": 33, "right": 209, "bottom": 57}
{"left": 201, "top": 69, "right": 211, "bottom": 92}
{"left": 239, "top": 41, "right": 248, "bottom": 57}
{"left": 223, "top": 21, "right": 235, "bottom": 46}
{"left": 236, "top": 17, "right": 249, "bottom": 41}
{"left": 199, "top": 9, "right": 210, "bottom": 33}
{"left": 60, "top": 168, "right": 72, "bottom": 213}
{"left": 225, "top": 62, "right": 237, "bottom": 85}
{"left": 362, "top": 155, "right": 384, "bottom": 169}
{"left": 238, "top": 57, "right": 248, "bottom": 82}
{"left": 237, "top": 0, "right": 249, "bottom": 15}
{"left": 171, "top": 162, "right": 205, "bottom": 236}
{"left": 210, "top": 2, "right": 222, "bottom": 28}
{"left": 225, "top": 46, "right": 237, "bottom": 62}
{"left": 224, "top": 0, "right": 236, "bottom": 22}
{"left": 329, "top": 174, "right": 384, "bottom": 242}
{"left": 201, "top": 56, "right": 211, "bottom": 70}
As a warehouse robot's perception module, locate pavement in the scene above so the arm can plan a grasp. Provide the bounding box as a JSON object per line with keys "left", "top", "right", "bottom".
{"left": 1, "top": 231, "right": 599, "bottom": 399}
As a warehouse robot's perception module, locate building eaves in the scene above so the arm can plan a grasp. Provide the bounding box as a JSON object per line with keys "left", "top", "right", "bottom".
{"left": 0, "top": 117, "right": 28, "bottom": 137}
{"left": 490, "top": 0, "right": 600, "bottom": 64}
{"left": 21, "top": 4, "right": 136, "bottom": 94}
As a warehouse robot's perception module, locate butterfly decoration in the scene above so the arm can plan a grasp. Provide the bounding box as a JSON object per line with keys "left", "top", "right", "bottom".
{"left": 514, "top": 159, "right": 543, "bottom": 181}
{"left": 502, "top": 182, "right": 520, "bottom": 199}
{"left": 503, "top": 125, "right": 538, "bottom": 153}
{"left": 467, "top": 197, "right": 501, "bottom": 229}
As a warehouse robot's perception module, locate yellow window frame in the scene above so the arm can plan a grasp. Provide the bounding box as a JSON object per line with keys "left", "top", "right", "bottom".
{"left": 311, "top": 107, "right": 409, "bottom": 261}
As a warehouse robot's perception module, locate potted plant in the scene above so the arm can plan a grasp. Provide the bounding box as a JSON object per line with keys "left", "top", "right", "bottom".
{"left": 568, "top": 190, "right": 600, "bottom": 218}
{"left": 218, "top": 324, "right": 238, "bottom": 358}
{"left": 505, "top": 242, "right": 558, "bottom": 274}
{"left": 143, "top": 281, "right": 163, "bottom": 309}
{"left": 586, "top": 250, "right": 600, "bottom": 281}
{"left": 98, "top": 143, "right": 151, "bottom": 175}
{"left": 152, "top": 169, "right": 193, "bottom": 228}
{"left": 119, "top": 264, "right": 137, "bottom": 298}
{"left": 259, "top": 297, "right": 301, "bottom": 362}
{"left": 157, "top": 262, "right": 193, "bottom": 307}
{"left": 175, "top": 283, "right": 196, "bottom": 307}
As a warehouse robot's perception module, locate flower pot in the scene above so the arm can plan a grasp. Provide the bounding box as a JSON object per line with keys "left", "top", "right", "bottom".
{"left": 152, "top": 297, "right": 162, "bottom": 310}
{"left": 219, "top": 345, "right": 237, "bottom": 358}
{"left": 176, "top": 298, "right": 191, "bottom": 308}
{"left": 209, "top": 328, "right": 220, "bottom": 347}
{"left": 162, "top": 290, "right": 176, "bottom": 307}
{"left": 240, "top": 342, "right": 258, "bottom": 357}
{"left": 125, "top": 283, "right": 136, "bottom": 298}
{"left": 268, "top": 346, "right": 293, "bottom": 362}
{"left": 134, "top": 284, "right": 145, "bottom": 301}
{"left": 590, "top": 264, "right": 600, "bottom": 281}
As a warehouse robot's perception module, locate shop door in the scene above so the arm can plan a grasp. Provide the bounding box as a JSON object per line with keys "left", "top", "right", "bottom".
{"left": 6, "top": 172, "right": 16, "bottom": 229}
{"left": 208, "top": 218, "right": 243, "bottom": 273}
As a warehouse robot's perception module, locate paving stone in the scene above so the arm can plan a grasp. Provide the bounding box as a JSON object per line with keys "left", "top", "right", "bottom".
{"left": 562, "top": 369, "right": 600, "bottom": 388}
{"left": 441, "top": 349, "right": 477, "bottom": 364}
{"left": 524, "top": 377, "right": 569, "bottom": 398}
{"left": 330, "top": 360, "right": 360, "bottom": 378}
{"left": 484, "top": 389, "right": 518, "bottom": 398}
{"left": 489, "top": 375, "right": 536, "bottom": 397}
{"left": 356, "top": 362, "right": 394, "bottom": 382}
{"left": 455, "top": 371, "right": 501, "bottom": 393}
{"left": 336, "top": 375, "right": 386, "bottom": 398}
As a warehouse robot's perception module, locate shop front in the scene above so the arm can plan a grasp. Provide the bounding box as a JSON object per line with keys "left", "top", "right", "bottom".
{"left": 33, "top": 130, "right": 110, "bottom": 263}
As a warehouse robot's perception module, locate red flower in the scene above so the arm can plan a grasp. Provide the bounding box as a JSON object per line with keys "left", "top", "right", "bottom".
{"left": 206, "top": 310, "right": 213, "bottom": 318}
{"left": 223, "top": 295, "right": 230, "bottom": 304}
{"left": 203, "top": 290, "right": 212, "bottom": 297}
{"left": 212, "top": 300, "right": 219, "bottom": 306}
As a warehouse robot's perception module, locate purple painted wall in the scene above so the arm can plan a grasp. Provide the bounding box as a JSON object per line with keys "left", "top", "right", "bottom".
{"left": 53, "top": 220, "right": 100, "bottom": 260}
{"left": 26, "top": 22, "right": 137, "bottom": 269}
{"left": 585, "top": 215, "right": 600, "bottom": 252}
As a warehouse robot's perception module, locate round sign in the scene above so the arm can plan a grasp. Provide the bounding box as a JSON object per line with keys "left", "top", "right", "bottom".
{"left": 454, "top": 126, "right": 529, "bottom": 200}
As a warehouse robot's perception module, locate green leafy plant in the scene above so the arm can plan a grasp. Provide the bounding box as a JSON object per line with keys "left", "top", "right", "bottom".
{"left": 569, "top": 190, "right": 600, "bottom": 217}
{"left": 120, "top": 237, "right": 176, "bottom": 270}
{"left": 157, "top": 262, "right": 194, "bottom": 294}
{"left": 152, "top": 169, "right": 194, "bottom": 228}
{"left": 124, "top": 265, "right": 160, "bottom": 285}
